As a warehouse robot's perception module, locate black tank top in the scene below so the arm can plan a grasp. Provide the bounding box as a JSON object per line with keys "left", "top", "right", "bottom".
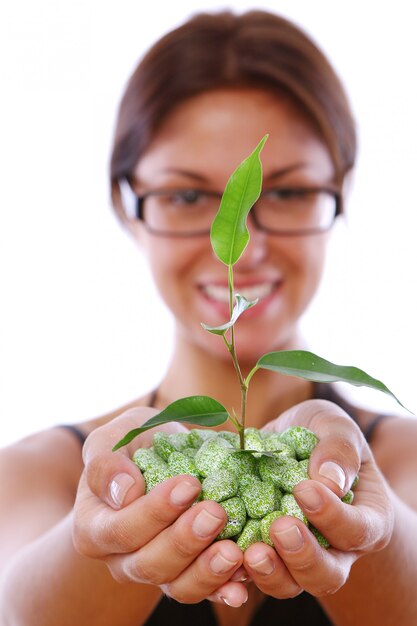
{"left": 59, "top": 383, "right": 389, "bottom": 626}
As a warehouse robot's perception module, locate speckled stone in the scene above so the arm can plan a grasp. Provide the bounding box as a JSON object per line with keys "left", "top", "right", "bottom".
{"left": 240, "top": 477, "right": 277, "bottom": 519}
{"left": 143, "top": 466, "right": 173, "bottom": 493}
{"left": 168, "top": 451, "right": 200, "bottom": 479}
{"left": 280, "top": 426, "right": 319, "bottom": 460}
{"left": 309, "top": 525, "right": 330, "bottom": 549}
{"left": 217, "top": 431, "right": 240, "bottom": 447}
{"left": 260, "top": 511, "right": 285, "bottom": 546}
{"left": 217, "top": 497, "right": 247, "bottom": 539}
{"left": 341, "top": 489, "right": 354, "bottom": 504}
{"left": 263, "top": 433, "right": 296, "bottom": 458}
{"left": 298, "top": 458, "right": 310, "bottom": 481}
{"left": 133, "top": 447, "right": 167, "bottom": 472}
{"left": 188, "top": 429, "right": 218, "bottom": 449}
{"left": 152, "top": 432, "right": 177, "bottom": 462}
{"left": 281, "top": 493, "right": 308, "bottom": 525}
{"left": 182, "top": 447, "right": 198, "bottom": 459}
{"left": 258, "top": 455, "right": 307, "bottom": 492}
{"left": 219, "top": 450, "right": 259, "bottom": 480}
{"left": 237, "top": 519, "right": 262, "bottom": 551}
{"left": 168, "top": 432, "right": 190, "bottom": 451}
{"left": 194, "top": 437, "right": 234, "bottom": 477}
{"left": 244, "top": 428, "right": 265, "bottom": 456}
{"left": 202, "top": 469, "right": 239, "bottom": 502}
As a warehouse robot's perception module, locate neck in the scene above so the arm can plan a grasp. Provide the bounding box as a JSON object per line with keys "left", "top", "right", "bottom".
{"left": 155, "top": 330, "right": 314, "bottom": 430}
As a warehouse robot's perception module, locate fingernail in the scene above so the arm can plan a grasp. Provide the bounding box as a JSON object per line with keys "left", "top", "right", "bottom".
{"left": 319, "top": 461, "right": 346, "bottom": 490}
{"left": 170, "top": 480, "right": 201, "bottom": 506}
{"left": 296, "top": 486, "right": 323, "bottom": 511}
{"left": 230, "top": 566, "right": 249, "bottom": 582}
{"left": 192, "top": 508, "right": 224, "bottom": 538}
{"left": 248, "top": 555, "right": 275, "bottom": 575}
{"left": 109, "top": 473, "right": 135, "bottom": 508}
{"left": 219, "top": 591, "right": 248, "bottom": 607}
{"left": 273, "top": 525, "right": 304, "bottom": 551}
{"left": 210, "top": 552, "right": 239, "bottom": 574}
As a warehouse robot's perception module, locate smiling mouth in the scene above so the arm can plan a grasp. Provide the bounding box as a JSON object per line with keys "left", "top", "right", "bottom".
{"left": 201, "top": 282, "right": 278, "bottom": 304}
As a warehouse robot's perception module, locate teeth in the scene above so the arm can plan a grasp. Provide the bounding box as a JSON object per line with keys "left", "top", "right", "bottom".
{"left": 203, "top": 283, "right": 275, "bottom": 304}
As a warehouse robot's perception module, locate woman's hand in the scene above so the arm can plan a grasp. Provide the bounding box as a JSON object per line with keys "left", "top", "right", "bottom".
{"left": 72, "top": 408, "right": 247, "bottom": 607}
{"left": 243, "top": 399, "right": 394, "bottom": 599}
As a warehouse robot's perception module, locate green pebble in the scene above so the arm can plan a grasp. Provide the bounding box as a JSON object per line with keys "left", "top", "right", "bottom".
{"left": 298, "top": 458, "right": 310, "bottom": 480}
{"left": 202, "top": 469, "right": 239, "bottom": 502}
{"left": 281, "top": 493, "right": 308, "bottom": 524}
{"left": 168, "top": 451, "right": 200, "bottom": 479}
{"left": 153, "top": 432, "right": 176, "bottom": 461}
{"left": 244, "top": 428, "right": 265, "bottom": 456}
{"left": 217, "top": 431, "right": 240, "bottom": 447}
{"left": 220, "top": 450, "right": 258, "bottom": 480}
{"left": 260, "top": 510, "right": 285, "bottom": 546}
{"left": 188, "top": 429, "right": 218, "bottom": 448}
{"left": 143, "top": 466, "right": 173, "bottom": 493}
{"left": 168, "top": 432, "right": 190, "bottom": 451}
{"left": 240, "top": 477, "right": 276, "bottom": 519}
{"left": 341, "top": 489, "right": 354, "bottom": 504}
{"left": 280, "top": 426, "right": 319, "bottom": 460}
{"left": 351, "top": 474, "right": 359, "bottom": 489}
{"left": 217, "top": 497, "right": 247, "bottom": 539}
{"left": 182, "top": 447, "right": 198, "bottom": 459}
{"left": 237, "top": 519, "right": 262, "bottom": 551}
{"left": 195, "top": 437, "right": 233, "bottom": 477}
{"left": 263, "top": 434, "right": 296, "bottom": 458}
{"left": 310, "top": 525, "right": 330, "bottom": 549}
{"left": 258, "top": 456, "right": 307, "bottom": 493}
{"left": 133, "top": 447, "right": 167, "bottom": 472}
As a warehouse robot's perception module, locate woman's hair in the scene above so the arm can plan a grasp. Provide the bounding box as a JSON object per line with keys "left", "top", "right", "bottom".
{"left": 110, "top": 10, "right": 356, "bottom": 213}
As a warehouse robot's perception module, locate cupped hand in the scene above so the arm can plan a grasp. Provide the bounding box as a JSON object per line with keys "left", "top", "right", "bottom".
{"left": 72, "top": 408, "right": 247, "bottom": 607}
{"left": 243, "top": 398, "right": 394, "bottom": 599}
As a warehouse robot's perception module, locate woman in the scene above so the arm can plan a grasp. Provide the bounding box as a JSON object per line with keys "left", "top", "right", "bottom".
{"left": 1, "top": 10, "right": 416, "bottom": 626}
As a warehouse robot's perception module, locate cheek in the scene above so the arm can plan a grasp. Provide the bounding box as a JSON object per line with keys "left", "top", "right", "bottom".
{"left": 283, "top": 236, "right": 328, "bottom": 302}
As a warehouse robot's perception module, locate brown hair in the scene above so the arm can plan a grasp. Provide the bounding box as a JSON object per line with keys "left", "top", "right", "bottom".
{"left": 110, "top": 10, "right": 356, "bottom": 213}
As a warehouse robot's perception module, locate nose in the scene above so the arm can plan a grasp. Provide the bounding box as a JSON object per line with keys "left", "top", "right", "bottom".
{"left": 236, "top": 213, "right": 268, "bottom": 269}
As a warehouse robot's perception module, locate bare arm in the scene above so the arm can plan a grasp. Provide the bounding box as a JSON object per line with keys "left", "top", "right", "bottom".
{"left": 0, "top": 428, "right": 162, "bottom": 626}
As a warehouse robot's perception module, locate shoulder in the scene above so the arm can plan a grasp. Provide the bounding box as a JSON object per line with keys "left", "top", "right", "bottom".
{"left": 0, "top": 391, "right": 155, "bottom": 502}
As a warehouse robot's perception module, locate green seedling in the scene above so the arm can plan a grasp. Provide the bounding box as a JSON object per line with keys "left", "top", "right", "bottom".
{"left": 113, "top": 136, "right": 409, "bottom": 549}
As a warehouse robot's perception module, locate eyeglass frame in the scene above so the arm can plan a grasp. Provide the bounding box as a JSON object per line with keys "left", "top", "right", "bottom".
{"left": 120, "top": 179, "right": 343, "bottom": 238}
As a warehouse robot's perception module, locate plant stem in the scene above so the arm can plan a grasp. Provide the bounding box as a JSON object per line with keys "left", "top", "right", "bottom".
{"left": 225, "top": 263, "right": 250, "bottom": 449}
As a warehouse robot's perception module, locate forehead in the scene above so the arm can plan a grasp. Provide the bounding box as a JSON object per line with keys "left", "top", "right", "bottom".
{"left": 134, "top": 88, "right": 335, "bottom": 186}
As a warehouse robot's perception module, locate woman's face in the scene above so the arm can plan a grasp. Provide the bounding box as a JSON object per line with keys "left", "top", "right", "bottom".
{"left": 130, "top": 88, "right": 336, "bottom": 363}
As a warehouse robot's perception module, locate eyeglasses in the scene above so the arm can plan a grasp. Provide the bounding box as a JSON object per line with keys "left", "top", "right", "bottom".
{"left": 119, "top": 179, "right": 342, "bottom": 237}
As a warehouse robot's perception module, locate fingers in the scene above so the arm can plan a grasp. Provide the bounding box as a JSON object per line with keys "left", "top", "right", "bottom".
{"left": 82, "top": 407, "right": 190, "bottom": 509}
{"left": 245, "top": 518, "right": 355, "bottom": 598}
{"left": 266, "top": 399, "right": 366, "bottom": 497}
{"left": 108, "top": 498, "right": 227, "bottom": 584}
{"left": 159, "top": 540, "right": 244, "bottom": 604}
{"left": 74, "top": 473, "right": 203, "bottom": 558}
{"left": 294, "top": 476, "right": 392, "bottom": 553}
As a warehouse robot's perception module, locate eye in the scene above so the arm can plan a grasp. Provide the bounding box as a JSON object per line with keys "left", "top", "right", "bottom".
{"left": 170, "top": 189, "right": 206, "bottom": 205}
{"left": 264, "top": 188, "right": 307, "bottom": 201}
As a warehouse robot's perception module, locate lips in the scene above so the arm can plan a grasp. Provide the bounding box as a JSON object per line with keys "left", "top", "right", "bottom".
{"left": 201, "top": 281, "right": 279, "bottom": 304}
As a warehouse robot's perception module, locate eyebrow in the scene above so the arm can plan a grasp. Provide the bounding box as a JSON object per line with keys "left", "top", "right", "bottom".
{"left": 160, "top": 163, "right": 307, "bottom": 184}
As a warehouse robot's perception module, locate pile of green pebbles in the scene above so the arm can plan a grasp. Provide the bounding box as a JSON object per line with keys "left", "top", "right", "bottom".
{"left": 133, "top": 426, "right": 356, "bottom": 551}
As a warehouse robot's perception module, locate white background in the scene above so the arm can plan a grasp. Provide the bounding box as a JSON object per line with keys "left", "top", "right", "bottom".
{"left": 1, "top": 0, "right": 416, "bottom": 446}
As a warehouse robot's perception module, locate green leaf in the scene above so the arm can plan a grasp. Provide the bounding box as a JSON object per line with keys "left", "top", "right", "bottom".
{"left": 257, "top": 350, "right": 410, "bottom": 411}
{"left": 210, "top": 135, "right": 268, "bottom": 266}
{"left": 201, "top": 293, "right": 258, "bottom": 335}
{"left": 112, "top": 396, "right": 229, "bottom": 451}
